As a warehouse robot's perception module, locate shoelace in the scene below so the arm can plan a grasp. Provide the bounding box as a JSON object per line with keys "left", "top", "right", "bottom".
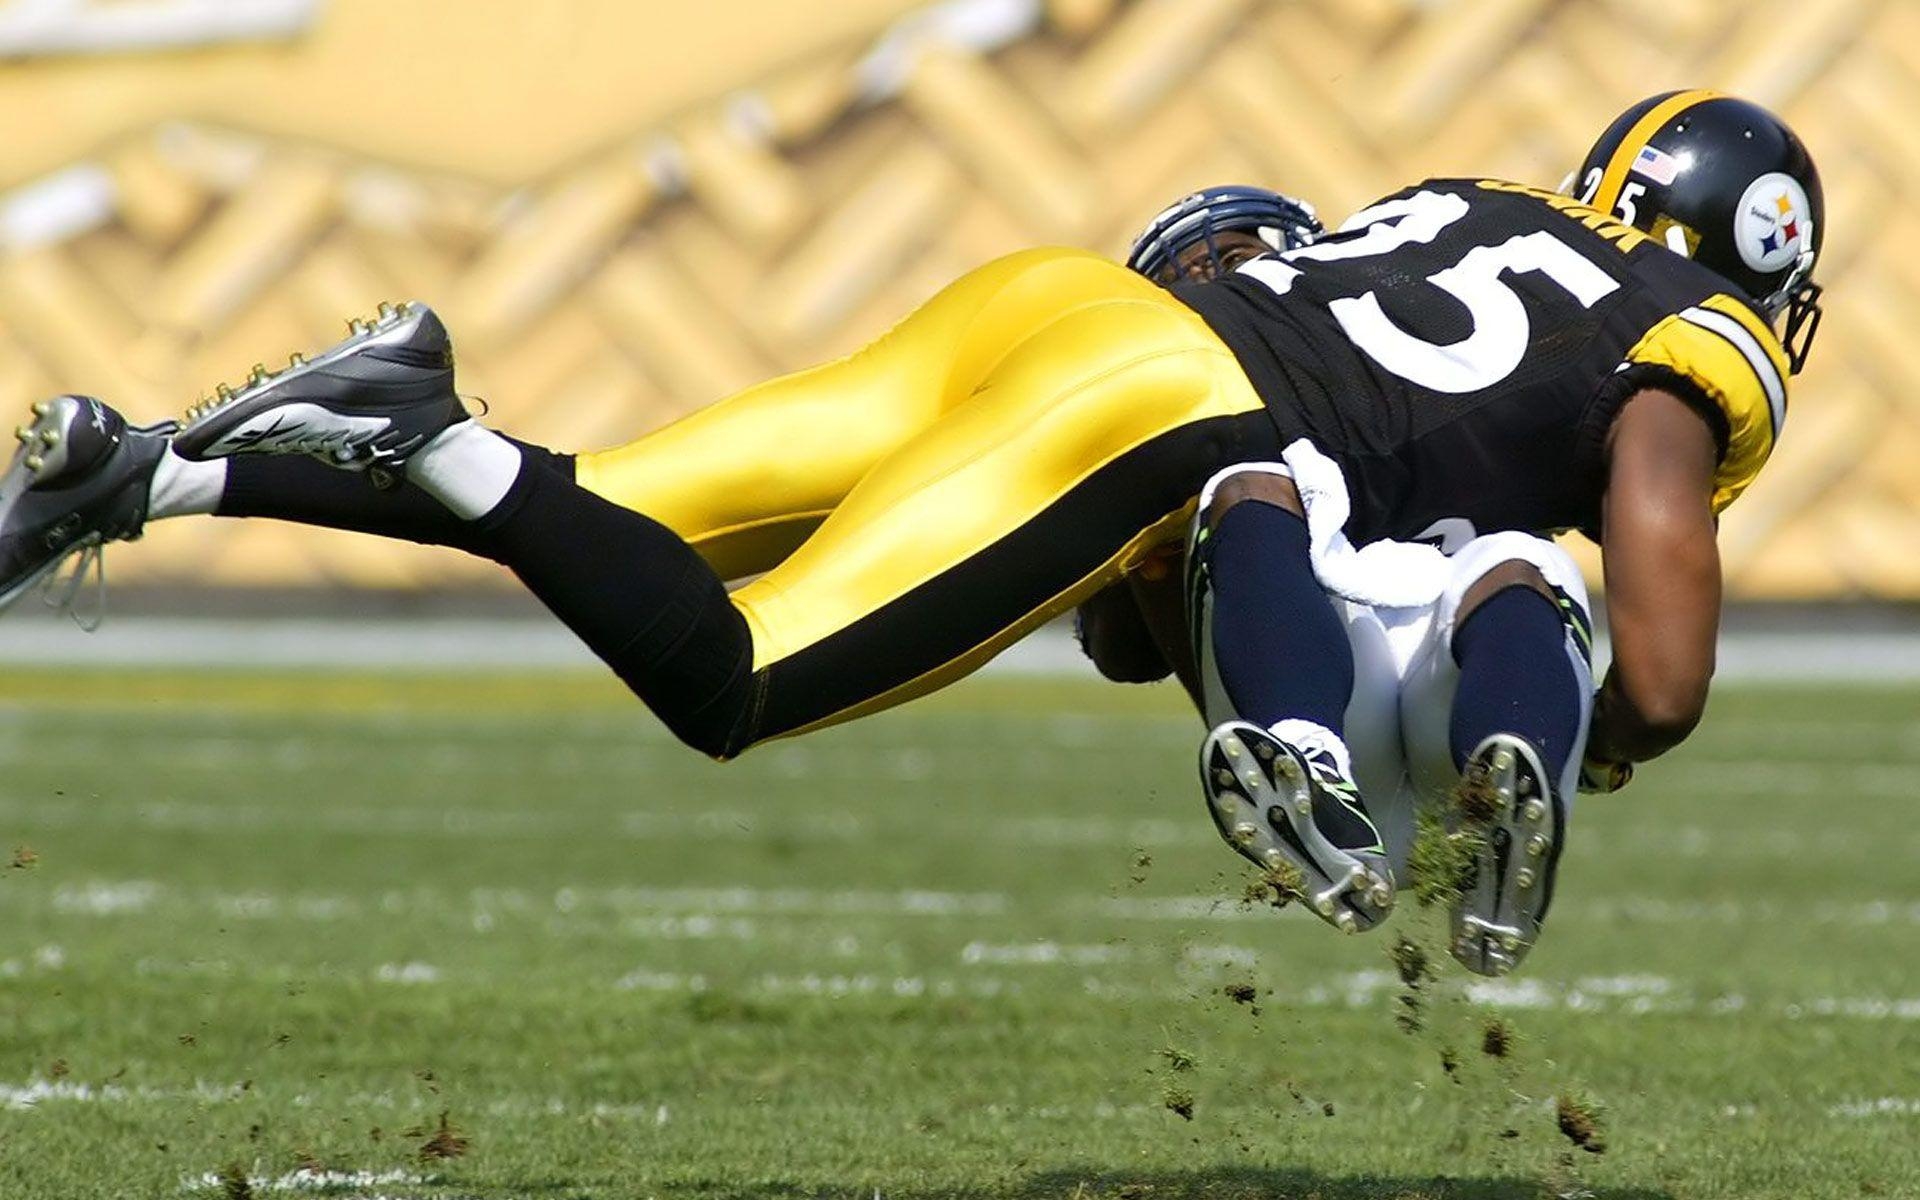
{"left": 40, "top": 536, "right": 107, "bottom": 632}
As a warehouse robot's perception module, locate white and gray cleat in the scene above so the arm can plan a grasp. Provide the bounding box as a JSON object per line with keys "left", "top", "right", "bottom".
{"left": 0, "top": 395, "right": 173, "bottom": 628}
{"left": 1199, "top": 720, "right": 1395, "bottom": 935}
{"left": 1449, "top": 732, "right": 1564, "bottom": 977}
{"left": 172, "top": 301, "right": 466, "bottom": 481}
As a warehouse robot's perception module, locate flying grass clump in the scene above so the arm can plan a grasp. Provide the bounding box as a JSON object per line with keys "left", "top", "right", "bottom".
{"left": 1240, "top": 860, "right": 1306, "bottom": 910}
{"left": 1390, "top": 934, "right": 1437, "bottom": 1033}
{"left": 1161, "top": 1084, "right": 1196, "bottom": 1121}
{"left": 1408, "top": 809, "right": 1480, "bottom": 907}
{"left": 215, "top": 1163, "right": 253, "bottom": 1200}
{"left": 1555, "top": 1092, "right": 1607, "bottom": 1154}
{"left": 1481, "top": 1017, "right": 1515, "bottom": 1059}
{"left": 415, "top": 1112, "right": 469, "bottom": 1161}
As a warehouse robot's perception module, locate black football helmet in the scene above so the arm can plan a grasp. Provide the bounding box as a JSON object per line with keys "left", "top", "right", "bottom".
{"left": 1567, "top": 90, "right": 1823, "bottom": 373}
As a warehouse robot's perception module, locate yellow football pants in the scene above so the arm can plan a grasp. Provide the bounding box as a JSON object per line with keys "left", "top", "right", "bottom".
{"left": 576, "top": 248, "right": 1274, "bottom": 744}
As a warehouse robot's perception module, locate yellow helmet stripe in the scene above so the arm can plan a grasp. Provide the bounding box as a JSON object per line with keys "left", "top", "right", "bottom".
{"left": 1592, "top": 88, "right": 1723, "bottom": 217}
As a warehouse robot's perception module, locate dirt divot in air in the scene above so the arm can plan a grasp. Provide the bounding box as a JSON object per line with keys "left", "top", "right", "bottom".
{"left": 1480, "top": 1018, "right": 1514, "bottom": 1060}
{"left": 415, "top": 1111, "right": 469, "bottom": 1161}
{"left": 8, "top": 845, "right": 37, "bottom": 871}
{"left": 1162, "top": 1085, "right": 1196, "bottom": 1121}
{"left": 215, "top": 1162, "right": 253, "bottom": 1200}
{"left": 1157, "top": 1044, "right": 1196, "bottom": 1120}
{"left": 1390, "top": 936, "right": 1436, "bottom": 1033}
{"left": 1222, "top": 982, "right": 1260, "bottom": 1016}
{"left": 1555, "top": 1093, "right": 1607, "bottom": 1154}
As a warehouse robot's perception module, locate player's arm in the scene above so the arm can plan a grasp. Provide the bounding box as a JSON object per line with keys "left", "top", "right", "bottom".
{"left": 1588, "top": 387, "right": 1722, "bottom": 765}
{"left": 1076, "top": 550, "right": 1203, "bottom": 703}
{"left": 1076, "top": 580, "right": 1171, "bottom": 683}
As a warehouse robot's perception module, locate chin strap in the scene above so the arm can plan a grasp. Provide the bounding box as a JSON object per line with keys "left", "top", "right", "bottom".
{"left": 1781, "top": 280, "right": 1823, "bottom": 376}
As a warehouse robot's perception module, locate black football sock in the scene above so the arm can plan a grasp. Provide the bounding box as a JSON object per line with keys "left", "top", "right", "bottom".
{"left": 215, "top": 437, "right": 572, "bottom": 560}
{"left": 1449, "top": 584, "right": 1583, "bottom": 783}
{"left": 1204, "top": 499, "right": 1353, "bottom": 734}
{"left": 471, "top": 461, "right": 756, "bottom": 757}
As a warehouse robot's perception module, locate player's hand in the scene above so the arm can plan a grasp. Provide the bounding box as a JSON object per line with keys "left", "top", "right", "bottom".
{"left": 1578, "top": 753, "right": 1633, "bottom": 794}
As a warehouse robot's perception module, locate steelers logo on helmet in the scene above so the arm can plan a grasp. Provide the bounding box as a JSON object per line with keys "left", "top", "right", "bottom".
{"left": 1735, "top": 172, "right": 1813, "bottom": 275}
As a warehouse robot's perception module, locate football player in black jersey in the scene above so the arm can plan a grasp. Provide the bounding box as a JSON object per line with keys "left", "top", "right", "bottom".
{"left": 0, "top": 92, "right": 1820, "bottom": 976}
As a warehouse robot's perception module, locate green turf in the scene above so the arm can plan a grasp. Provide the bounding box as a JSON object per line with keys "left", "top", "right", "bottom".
{"left": 3, "top": 668, "right": 1919, "bottom": 1199}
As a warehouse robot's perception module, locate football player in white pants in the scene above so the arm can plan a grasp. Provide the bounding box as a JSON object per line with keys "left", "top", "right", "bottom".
{"left": 1185, "top": 460, "right": 1596, "bottom": 975}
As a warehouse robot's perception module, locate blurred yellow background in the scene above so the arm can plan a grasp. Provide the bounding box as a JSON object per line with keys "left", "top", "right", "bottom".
{"left": 0, "top": 0, "right": 1907, "bottom": 597}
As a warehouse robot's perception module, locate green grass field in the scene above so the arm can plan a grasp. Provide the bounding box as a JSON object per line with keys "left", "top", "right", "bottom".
{"left": 3, "top": 668, "right": 1920, "bottom": 1200}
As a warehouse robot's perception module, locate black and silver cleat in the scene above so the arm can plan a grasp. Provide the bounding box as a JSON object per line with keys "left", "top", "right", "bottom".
{"left": 1449, "top": 733, "right": 1564, "bottom": 977}
{"left": 0, "top": 395, "right": 173, "bottom": 628}
{"left": 172, "top": 301, "right": 465, "bottom": 479}
{"left": 1200, "top": 720, "right": 1396, "bottom": 934}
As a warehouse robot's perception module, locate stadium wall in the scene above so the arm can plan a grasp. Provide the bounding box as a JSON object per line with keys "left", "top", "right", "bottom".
{"left": 0, "top": 0, "right": 1907, "bottom": 598}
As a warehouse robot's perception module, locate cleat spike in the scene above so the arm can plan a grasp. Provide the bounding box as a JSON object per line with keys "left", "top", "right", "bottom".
{"left": 1253, "top": 741, "right": 1275, "bottom": 761}
{"left": 1501, "top": 934, "right": 1521, "bottom": 951}
{"left": 1526, "top": 835, "right": 1548, "bottom": 857}
{"left": 1275, "top": 758, "right": 1302, "bottom": 783}
{"left": 216, "top": 383, "right": 234, "bottom": 399}
{"left": 1295, "top": 798, "right": 1311, "bottom": 816}
{"left": 40, "top": 429, "right": 60, "bottom": 446}
{"left": 1371, "top": 886, "right": 1392, "bottom": 908}
{"left": 1214, "top": 767, "right": 1234, "bottom": 787}
{"left": 289, "top": 352, "right": 306, "bottom": 368}
{"left": 1262, "top": 848, "right": 1285, "bottom": 868}
{"left": 1516, "top": 868, "right": 1536, "bottom": 889}
{"left": 1232, "top": 822, "right": 1257, "bottom": 844}
{"left": 24, "top": 454, "right": 43, "bottom": 472}
{"left": 1334, "top": 911, "right": 1357, "bottom": 933}
{"left": 248, "top": 364, "right": 269, "bottom": 386}
{"left": 30, "top": 400, "right": 49, "bottom": 417}
{"left": 1492, "top": 749, "right": 1515, "bottom": 773}
{"left": 1223, "top": 740, "right": 1242, "bottom": 760}
{"left": 15, "top": 425, "right": 32, "bottom": 443}
{"left": 1523, "top": 799, "right": 1546, "bottom": 822}
{"left": 1315, "top": 898, "right": 1335, "bottom": 917}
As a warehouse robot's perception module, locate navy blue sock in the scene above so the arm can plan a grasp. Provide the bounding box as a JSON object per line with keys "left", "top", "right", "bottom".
{"left": 1204, "top": 500, "right": 1351, "bottom": 733}
{"left": 1449, "top": 585, "right": 1583, "bottom": 783}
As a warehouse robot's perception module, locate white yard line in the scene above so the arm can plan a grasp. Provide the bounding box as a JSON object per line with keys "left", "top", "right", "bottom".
{"left": 185, "top": 1169, "right": 433, "bottom": 1194}
{"left": 8, "top": 618, "right": 1920, "bottom": 682}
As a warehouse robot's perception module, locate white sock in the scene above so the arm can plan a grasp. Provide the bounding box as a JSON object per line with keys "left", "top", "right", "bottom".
{"left": 146, "top": 449, "right": 228, "bottom": 520}
{"left": 404, "top": 420, "right": 524, "bottom": 520}
{"left": 1270, "top": 718, "right": 1354, "bottom": 779}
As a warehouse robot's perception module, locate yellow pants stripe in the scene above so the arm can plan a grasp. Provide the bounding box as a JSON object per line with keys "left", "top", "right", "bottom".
{"left": 578, "top": 247, "right": 1271, "bottom": 748}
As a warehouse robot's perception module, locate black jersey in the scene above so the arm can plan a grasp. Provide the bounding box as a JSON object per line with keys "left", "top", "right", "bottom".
{"left": 1173, "top": 178, "right": 1790, "bottom": 547}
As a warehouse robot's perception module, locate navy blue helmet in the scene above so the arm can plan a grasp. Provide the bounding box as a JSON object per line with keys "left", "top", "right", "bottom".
{"left": 1126, "top": 185, "right": 1323, "bottom": 283}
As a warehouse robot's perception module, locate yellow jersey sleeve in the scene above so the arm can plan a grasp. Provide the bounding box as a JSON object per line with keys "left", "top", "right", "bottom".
{"left": 1621, "top": 294, "right": 1790, "bottom": 513}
